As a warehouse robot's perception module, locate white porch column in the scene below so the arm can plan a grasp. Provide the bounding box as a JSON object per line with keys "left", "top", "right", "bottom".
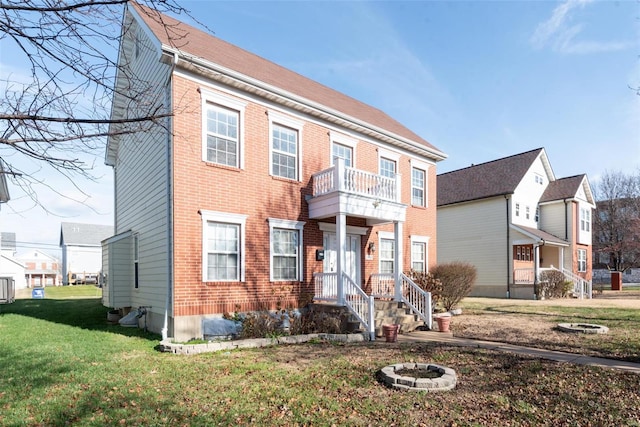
{"left": 559, "top": 247, "right": 565, "bottom": 271}
{"left": 336, "top": 213, "right": 346, "bottom": 305}
{"left": 394, "top": 221, "right": 404, "bottom": 301}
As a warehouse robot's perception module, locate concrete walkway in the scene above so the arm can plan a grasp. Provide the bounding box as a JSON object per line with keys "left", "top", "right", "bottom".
{"left": 397, "top": 330, "right": 640, "bottom": 374}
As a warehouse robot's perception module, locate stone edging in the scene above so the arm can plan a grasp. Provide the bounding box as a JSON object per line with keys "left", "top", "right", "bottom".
{"left": 159, "top": 332, "right": 369, "bottom": 355}
{"left": 379, "top": 362, "right": 457, "bottom": 392}
{"left": 557, "top": 323, "right": 609, "bottom": 334}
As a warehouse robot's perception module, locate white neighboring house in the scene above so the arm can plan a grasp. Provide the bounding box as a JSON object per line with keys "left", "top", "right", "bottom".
{"left": 60, "top": 223, "right": 113, "bottom": 285}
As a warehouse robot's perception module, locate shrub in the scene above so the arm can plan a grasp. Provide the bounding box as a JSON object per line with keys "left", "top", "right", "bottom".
{"left": 288, "top": 308, "right": 342, "bottom": 335}
{"left": 406, "top": 270, "right": 443, "bottom": 306}
{"left": 538, "top": 270, "right": 573, "bottom": 299}
{"left": 430, "top": 262, "right": 477, "bottom": 311}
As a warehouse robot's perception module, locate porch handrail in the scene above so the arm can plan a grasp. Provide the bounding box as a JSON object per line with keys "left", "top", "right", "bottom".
{"left": 558, "top": 267, "right": 592, "bottom": 299}
{"left": 400, "top": 273, "right": 432, "bottom": 330}
{"left": 370, "top": 273, "right": 394, "bottom": 298}
{"left": 342, "top": 272, "right": 375, "bottom": 341}
{"left": 313, "top": 272, "right": 338, "bottom": 302}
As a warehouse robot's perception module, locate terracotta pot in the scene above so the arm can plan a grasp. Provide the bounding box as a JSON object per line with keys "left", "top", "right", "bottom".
{"left": 435, "top": 315, "right": 451, "bottom": 333}
{"left": 382, "top": 324, "right": 400, "bottom": 342}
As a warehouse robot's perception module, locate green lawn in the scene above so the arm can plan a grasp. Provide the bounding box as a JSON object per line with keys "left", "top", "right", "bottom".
{"left": 1, "top": 288, "right": 639, "bottom": 426}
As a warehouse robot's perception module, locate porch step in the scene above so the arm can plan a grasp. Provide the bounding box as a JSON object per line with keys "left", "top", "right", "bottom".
{"left": 372, "top": 300, "right": 424, "bottom": 337}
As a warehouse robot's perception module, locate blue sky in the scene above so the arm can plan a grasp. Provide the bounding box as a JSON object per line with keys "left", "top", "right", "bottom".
{"left": 1, "top": 0, "right": 638, "bottom": 252}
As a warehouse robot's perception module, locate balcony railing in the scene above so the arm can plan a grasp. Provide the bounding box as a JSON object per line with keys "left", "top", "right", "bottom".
{"left": 312, "top": 159, "right": 400, "bottom": 203}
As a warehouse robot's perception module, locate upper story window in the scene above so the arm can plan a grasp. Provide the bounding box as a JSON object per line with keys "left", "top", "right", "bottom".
{"left": 201, "top": 210, "right": 247, "bottom": 282}
{"left": 411, "top": 167, "right": 425, "bottom": 207}
{"left": 269, "top": 111, "right": 303, "bottom": 181}
{"left": 534, "top": 174, "right": 544, "bottom": 185}
{"left": 200, "top": 88, "right": 247, "bottom": 169}
{"left": 271, "top": 124, "right": 298, "bottom": 179}
{"left": 332, "top": 142, "right": 353, "bottom": 167}
{"left": 330, "top": 132, "right": 357, "bottom": 168}
{"left": 535, "top": 206, "right": 540, "bottom": 222}
{"left": 380, "top": 157, "right": 396, "bottom": 178}
{"left": 580, "top": 208, "right": 591, "bottom": 232}
{"left": 526, "top": 206, "right": 530, "bottom": 220}
{"left": 515, "top": 203, "right": 520, "bottom": 217}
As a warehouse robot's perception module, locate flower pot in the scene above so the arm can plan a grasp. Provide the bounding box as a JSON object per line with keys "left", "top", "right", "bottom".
{"left": 435, "top": 315, "right": 451, "bottom": 333}
{"left": 382, "top": 324, "right": 400, "bottom": 342}
{"left": 107, "top": 310, "right": 121, "bottom": 324}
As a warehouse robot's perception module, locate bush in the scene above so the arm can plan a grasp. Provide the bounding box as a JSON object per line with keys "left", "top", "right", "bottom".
{"left": 538, "top": 270, "right": 573, "bottom": 299}
{"left": 406, "top": 270, "right": 443, "bottom": 306}
{"left": 430, "top": 262, "right": 477, "bottom": 311}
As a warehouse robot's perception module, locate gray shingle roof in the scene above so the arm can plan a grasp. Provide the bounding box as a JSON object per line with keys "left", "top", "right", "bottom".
{"left": 540, "top": 175, "right": 586, "bottom": 203}
{"left": 59, "top": 222, "right": 113, "bottom": 247}
{"left": 437, "top": 148, "right": 544, "bottom": 207}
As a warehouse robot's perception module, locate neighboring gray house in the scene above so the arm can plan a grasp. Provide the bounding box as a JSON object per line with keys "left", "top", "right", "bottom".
{"left": 60, "top": 222, "right": 113, "bottom": 284}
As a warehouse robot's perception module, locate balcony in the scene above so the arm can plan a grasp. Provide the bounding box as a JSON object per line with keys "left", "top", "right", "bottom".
{"left": 307, "top": 158, "right": 406, "bottom": 224}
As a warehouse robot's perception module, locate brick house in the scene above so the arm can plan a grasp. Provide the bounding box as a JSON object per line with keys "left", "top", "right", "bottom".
{"left": 103, "top": 4, "right": 446, "bottom": 341}
{"left": 437, "top": 148, "right": 595, "bottom": 299}
{"left": 15, "top": 249, "right": 60, "bottom": 287}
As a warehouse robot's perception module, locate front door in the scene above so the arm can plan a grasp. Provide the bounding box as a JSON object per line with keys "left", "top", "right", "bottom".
{"left": 323, "top": 233, "right": 361, "bottom": 287}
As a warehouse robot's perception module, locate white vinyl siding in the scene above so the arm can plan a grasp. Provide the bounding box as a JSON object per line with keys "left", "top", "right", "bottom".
{"left": 437, "top": 197, "right": 508, "bottom": 297}
{"left": 109, "top": 15, "right": 172, "bottom": 312}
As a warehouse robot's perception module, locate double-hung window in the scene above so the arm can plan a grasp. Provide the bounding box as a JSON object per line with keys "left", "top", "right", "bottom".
{"left": 578, "top": 249, "right": 587, "bottom": 272}
{"left": 380, "top": 157, "right": 396, "bottom": 178}
{"left": 269, "top": 219, "right": 306, "bottom": 281}
{"left": 269, "top": 111, "right": 303, "bottom": 181}
{"left": 201, "top": 88, "right": 246, "bottom": 168}
{"left": 411, "top": 168, "right": 425, "bottom": 207}
{"left": 410, "top": 236, "right": 430, "bottom": 273}
{"left": 380, "top": 237, "right": 395, "bottom": 274}
{"left": 332, "top": 142, "right": 353, "bottom": 167}
{"left": 201, "top": 210, "right": 247, "bottom": 282}
{"left": 580, "top": 208, "right": 591, "bottom": 232}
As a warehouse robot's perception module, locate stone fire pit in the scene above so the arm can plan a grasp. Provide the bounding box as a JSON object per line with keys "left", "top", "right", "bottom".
{"left": 379, "top": 362, "right": 457, "bottom": 392}
{"left": 557, "top": 323, "right": 609, "bottom": 334}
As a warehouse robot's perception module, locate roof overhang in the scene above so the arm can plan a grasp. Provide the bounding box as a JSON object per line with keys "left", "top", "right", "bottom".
{"left": 510, "top": 224, "right": 568, "bottom": 247}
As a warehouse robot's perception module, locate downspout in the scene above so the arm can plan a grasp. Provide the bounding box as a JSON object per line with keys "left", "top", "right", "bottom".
{"left": 505, "top": 195, "right": 511, "bottom": 299}
{"left": 162, "top": 51, "right": 178, "bottom": 341}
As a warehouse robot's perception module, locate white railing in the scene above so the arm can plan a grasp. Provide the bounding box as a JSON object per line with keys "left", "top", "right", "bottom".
{"left": 370, "top": 273, "right": 394, "bottom": 298}
{"left": 400, "top": 273, "right": 432, "bottom": 330}
{"left": 514, "top": 268, "right": 535, "bottom": 284}
{"left": 343, "top": 273, "right": 375, "bottom": 341}
{"left": 312, "top": 160, "right": 399, "bottom": 202}
{"left": 561, "top": 268, "right": 592, "bottom": 299}
{"left": 313, "top": 272, "right": 337, "bottom": 302}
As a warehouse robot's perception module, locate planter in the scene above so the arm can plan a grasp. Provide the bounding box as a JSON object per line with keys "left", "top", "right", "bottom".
{"left": 107, "top": 310, "right": 121, "bottom": 324}
{"left": 435, "top": 314, "right": 451, "bottom": 333}
{"left": 382, "top": 324, "right": 400, "bottom": 343}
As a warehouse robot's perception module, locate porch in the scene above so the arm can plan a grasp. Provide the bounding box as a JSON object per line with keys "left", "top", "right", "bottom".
{"left": 307, "top": 158, "right": 432, "bottom": 340}
{"left": 513, "top": 267, "right": 592, "bottom": 299}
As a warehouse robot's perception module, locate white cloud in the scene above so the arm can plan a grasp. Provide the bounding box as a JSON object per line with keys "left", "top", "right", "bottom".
{"left": 531, "top": 0, "right": 632, "bottom": 54}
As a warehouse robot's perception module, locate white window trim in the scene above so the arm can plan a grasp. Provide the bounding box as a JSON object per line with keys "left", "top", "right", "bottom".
{"left": 330, "top": 131, "right": 358, "bottom": 166}
{"left": 410, "top": 235, "right": 430, "bottom": 273}
{"left": 410, "top": 166, "right": 427, "bottom": 207}
{"left": 268, "top": 218, "right": 306, "bottom": 282}
{"left": 268, "top": 110, "right": 304, "bottom": 182}
{"left": 378, "top": 231, "right": 395, "bottom": 274}
{"left": 200, "top": 87, "right": 247, "bottom": 169}
{"left": 378, "top": 148, "right": 401, "bottom": 163}
{"left": 200, "top": 210, "right": 248, "bottom": 282}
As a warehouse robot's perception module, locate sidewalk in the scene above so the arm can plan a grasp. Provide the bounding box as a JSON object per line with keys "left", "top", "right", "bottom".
{"left": 397, "top": 330, "right": 640, "bottom": 374}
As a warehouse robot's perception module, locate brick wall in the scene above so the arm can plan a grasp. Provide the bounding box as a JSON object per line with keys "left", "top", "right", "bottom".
{"left": 171, "top": 75, "right": 439, "bottom": 316}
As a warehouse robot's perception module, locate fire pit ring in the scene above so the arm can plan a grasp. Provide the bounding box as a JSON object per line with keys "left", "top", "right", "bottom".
{"left": 379, "top": 363, "right": 456, "bottom": 392}
{"left": 557, "top": 323, "right": 609, "bottom": 334}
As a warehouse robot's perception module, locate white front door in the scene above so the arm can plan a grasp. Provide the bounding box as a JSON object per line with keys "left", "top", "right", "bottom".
{"left": 323, "top": 233, "right": 361, "bottom": 287}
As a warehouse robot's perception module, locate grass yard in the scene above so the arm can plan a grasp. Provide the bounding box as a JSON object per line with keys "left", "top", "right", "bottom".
{"left": 1, "top": 288, "right": 639, "bottom": 426}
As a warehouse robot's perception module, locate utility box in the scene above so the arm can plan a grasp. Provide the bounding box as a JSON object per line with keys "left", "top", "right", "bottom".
{"left": 611, "top": 271, "right": 622, "bottom": 291}
{"left": 0, "top": 277, "right": 15, "bottom": 304}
